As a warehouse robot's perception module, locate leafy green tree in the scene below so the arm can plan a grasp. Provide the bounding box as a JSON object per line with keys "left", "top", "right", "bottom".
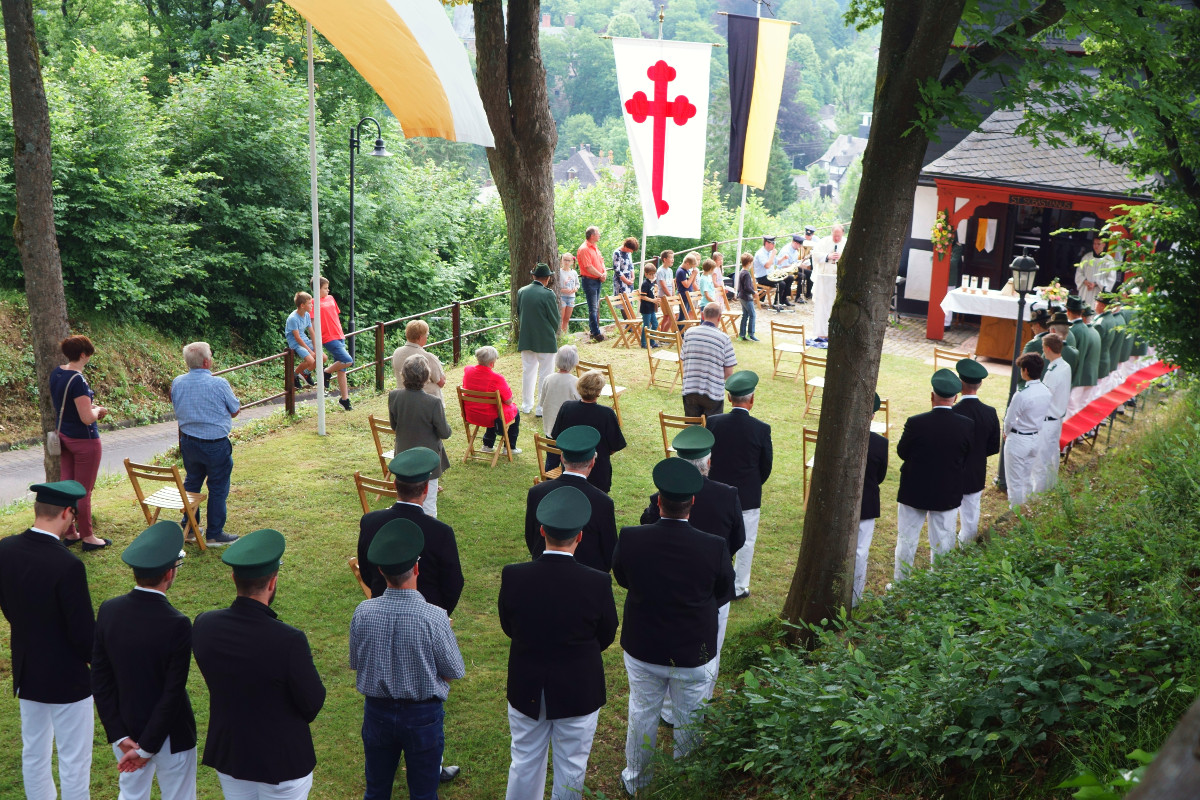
{"left": 836, "top": 154, "right": 862, "bottom": 220}
{"left": 557, "top": 113, "right": 602, "bottom": 160}
{"left": 788, "top": 32, "right": 833, "bottom": 107}
{"left": 606, "top": 11, "right": 642, "bottom": 38}
{"left": 616, "top": 0, "right": 657, "bottom": 33}
{"left": 762, "top": 134, "right": 798, "bottom": 214}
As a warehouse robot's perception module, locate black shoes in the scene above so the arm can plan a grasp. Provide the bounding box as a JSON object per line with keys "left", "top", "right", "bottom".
{"left": 440, "top": 766, "right": 460, "bottom": 783}
{"left": 304, "top": 372, "right": 316, "bottom": 387}
{"left": 339, "top": 398, "right": 352, "bottom": 412}
{"left": 733, "top": 590, "right": 751, "bottom": 601}
{"left": 293, "top": 374, "right": 303, "bottom": 390}
{"left": 323, "top": 371, "right": 331, "bottom": 389}
{"left": 82, "top": 538, "right": 112, "bottom": 552}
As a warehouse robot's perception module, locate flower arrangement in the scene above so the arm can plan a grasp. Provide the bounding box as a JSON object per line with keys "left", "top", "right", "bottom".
{"left": 930, "top": 210, "right": 953, "bottom": 257}
{"left": 1040, "top": 277, "right": 1069, "bottom": 305}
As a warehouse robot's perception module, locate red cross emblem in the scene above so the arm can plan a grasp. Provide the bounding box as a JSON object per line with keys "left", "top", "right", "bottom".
{"left": 624, "top": 60, "right": 697, "bottom": 218}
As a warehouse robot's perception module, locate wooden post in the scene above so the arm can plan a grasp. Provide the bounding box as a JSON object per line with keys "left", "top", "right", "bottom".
{"left": 284, "top": 349, "right": 295, "bottom": 416}
{"left": 709, "top": 240, "right": 718, "bottom": 255}
{"left": 451, "top": 302, "right": 461, "bottom": 365}
{"left": 375, "top": 322, "right": 386, "bottom": 391}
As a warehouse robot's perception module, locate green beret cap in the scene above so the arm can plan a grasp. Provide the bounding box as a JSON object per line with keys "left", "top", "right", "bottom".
{"left": 956, "top": 358, "right": 989, "bottom": 382}
{"left": 222, "top": 529, "right": 285, "bottom": 579}
{"left": 725, "top": 370, "right": 759, "bottom": 398}
{"left": 367, "top": 518, "right": 424, "bottom": 574}
{"left": 536, "top": 486, "right": 590, "bottom": 539}
{"left": 653, "top": 457, "right": 703, "bottom": 502}
{"left": 29, "top": 480, "right": 86, "bottom": 508}
{"left": 672, "top": 425, "right": 714, "bottom": 460}
{"left": 122, "top": 521, "right": 185, "bottom": 578}
{"left": 931, "top": 368, "right": 962, "bottom": 398}
{"left": 533, "top": 262, "right": 553, "bottom": 277}
{"left": 873, "top": 393, "right": 881, "bottom": 413}
{"left": 389, "top": 447, "right": 440, "bottom": 482}
{"left": 1066, "top": 295, "right": 1083, "bottom": 312}
{"left": 556, "top": 426, "right": 600, "bottom": 463}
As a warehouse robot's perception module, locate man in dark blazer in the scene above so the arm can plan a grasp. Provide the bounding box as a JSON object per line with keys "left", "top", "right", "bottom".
{"left": 639, "top": 425, "right": 743, "bottom": 718}
{"left": 953, "top": 359, "right": 1001, "bottom": 545}
{"left": 613, "top": 459, "right": 733, "bottom": 796}
{"left": 854, "top": 395, "right": 889, "bottom": 607}
{"left": 500, "top": 486, "right": 618, "bottom": 800}
{"left": 192, "top": 529, "right": 326, "bottom": 798}
{"left": 894, "top": 370, "right": 975, "bottom": 584}
{"left": 358, "top": 447, "right": 464, "bottom": 612}
{"left": 706, "top": 370, "right": 772, "bottom": 600}
{"left": 524, "top": 426, "right": 618, "bottom": 572}
{"left": 0, "top": 480, "right": 95, "bottom": 800}
{"left": 93, "top": 520, "right": 196, "bottom": 800}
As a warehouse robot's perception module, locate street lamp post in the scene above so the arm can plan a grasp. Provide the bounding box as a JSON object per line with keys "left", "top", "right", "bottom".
{"left": 996, "top": 248, "right": 1041, "bottom": 491}
{"left": 348, "top": 116, "right": 390, "bottom": 359}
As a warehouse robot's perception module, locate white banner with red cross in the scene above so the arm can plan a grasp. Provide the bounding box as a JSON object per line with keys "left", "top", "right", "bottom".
{"left": 612, "top": 38, "right": 712, "bottom": 239}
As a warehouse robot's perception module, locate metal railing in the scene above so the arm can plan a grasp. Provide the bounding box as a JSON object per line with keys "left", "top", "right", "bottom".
{"left": 215, "top": 289, "right": 512, "bottom": 414}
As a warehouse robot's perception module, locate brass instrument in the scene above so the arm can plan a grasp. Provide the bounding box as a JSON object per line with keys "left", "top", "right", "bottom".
{"left": 765, "top": 244, "right": 812, "bottom": 281}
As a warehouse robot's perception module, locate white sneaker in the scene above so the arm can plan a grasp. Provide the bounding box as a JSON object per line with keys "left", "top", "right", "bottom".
{"left": 519, "top": 405, "right": 534, "bottom": 414}
{"left": 534, "top": 407, "right": 543, "bottom": 417}
{"left": 480, "top": 445, "right": 495, "bottom": 453}
{"left": 508, "top": 448, "right": 523, "bottom": 455}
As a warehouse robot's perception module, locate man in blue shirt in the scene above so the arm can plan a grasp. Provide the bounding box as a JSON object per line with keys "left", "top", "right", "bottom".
{"left": 752, "top": 236, "right": 785, "bottom": 311}
{"left": 170, "top": 342, "right": 241, "bottom": 547}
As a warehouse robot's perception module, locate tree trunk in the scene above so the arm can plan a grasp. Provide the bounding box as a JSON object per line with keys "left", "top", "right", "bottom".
{"left": 1125, "top": 693, "right": 1200, "bottom": 800}
{"left": 780, "top": 0, "right": 967, "bottom": 642}
{"left": 2, "top": 0, "right": 71, "bottom": 481}
{"left": 472, "top": 0, "right": 558, "bottom": 333}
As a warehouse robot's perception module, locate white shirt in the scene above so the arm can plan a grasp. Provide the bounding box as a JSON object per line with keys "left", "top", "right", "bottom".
{"left": 1004, "top": 379, "right": 1052, "bottom": 434}
{"left": 30, "top": 526, "right": 59, "bottom": 540}
{"left": 1042, "top": 358, "right": 1072, "bottom": 419}
{"left": 812, "top": 235, "right": 847, "bottom": 276}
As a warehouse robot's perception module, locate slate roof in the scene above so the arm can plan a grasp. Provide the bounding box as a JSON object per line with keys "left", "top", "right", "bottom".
{"left": 922, "top": 108, "right": 1149, "bottom": 199}
{"left": 553, "top": 146, "right": 626, "bottom": 188}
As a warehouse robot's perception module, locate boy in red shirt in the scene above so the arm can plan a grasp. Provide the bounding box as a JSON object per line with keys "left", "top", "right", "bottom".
{"left": 317, "top": 277, "right": 353, "bottom": 411}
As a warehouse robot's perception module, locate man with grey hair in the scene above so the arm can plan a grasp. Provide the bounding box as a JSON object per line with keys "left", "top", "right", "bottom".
{"left": 640, "top": 425, "right": 743, "bottom": 713}
{"left": 171, "top": 343, "right": 240, "bottom": 546}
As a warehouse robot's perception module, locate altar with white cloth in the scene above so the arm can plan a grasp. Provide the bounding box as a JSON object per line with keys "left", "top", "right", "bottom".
{"left": 940, "top": 288, "right": 1036, "bottom": 360}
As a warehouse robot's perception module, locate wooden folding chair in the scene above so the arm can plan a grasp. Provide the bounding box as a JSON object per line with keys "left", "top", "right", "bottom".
{"left": 618, "top": 291, "right": 640, "bottom": 324}
{"left": 802, "top": 353, "right": 827, "bottom": 417}
{"left": 933, "top": 346, "right": 974, "bottom": 372}
{"left": 871, "top": 398, "right": 892, "bottom": 438}
{"left": 666, "top": 295, "right": 701, "bottom": 335}
{"left": 457, "top": 386, "right": 515, "bottom": 466}
{"left": 533, "top": 434, "right": 563, "bottom": 484}
{"left": 718, "top": 303, "right": 742, "bottom": 337}
{"left": 644, "top": 329, "right": 683, "bottom": 391}
{"left": 124, "top": 459, "right": 206, "bottom": 551}
{"left": 659, "top": 411, "right": 706, "bottom": 459}
{"left": 367, "top": 415, "right": 396, "bottom": 478}
{"left": 575, "top": 360, "right": 627, "bottom": 427}
{"left": 656, "top": 295, "right": 678, "bottom": 333}
{"left": 802, "top": 428, "right": 819, "bottom": 503}
{"left": 353, "top": 470, "right": 396, "bottom": 515}
{"left": 604, "top": 295, "right": 642, "bottom": 349}
{"left": 348, "top": 557, "right": 371, "bottom": 599}
{"left": 770, "top": 321, "right": 808, "bottom": 381}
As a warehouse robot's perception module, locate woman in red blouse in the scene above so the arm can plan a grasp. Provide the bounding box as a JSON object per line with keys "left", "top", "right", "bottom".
{"left": 462, "top": 345, "right": 521, "bottom": 454}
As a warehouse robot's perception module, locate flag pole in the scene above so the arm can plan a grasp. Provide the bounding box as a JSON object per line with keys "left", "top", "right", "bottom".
{"left": 640, "top": 5, "right": 667, "bottom": 268}
{"left": 306, "top": 22, "right": 326, "bottom": 436}
{"left": 734, "top": 0, "right": 763, "bottom": 262}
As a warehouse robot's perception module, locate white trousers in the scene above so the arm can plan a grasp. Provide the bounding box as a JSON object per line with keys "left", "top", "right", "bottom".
{"left": 852, "top": 518, "right": 875, "bottom": 606}
{"left": 621, "top": 653, "right": 709, "bottom": 794}
{"left": 505, "top": 698, "right": 599, "bottom": 800}
{"left": 216, "top": 772, "right": 313, "bottom": 800}
{"left": 662, "top": 602, "right": 729, "bottom": 723}
{"left": 520, "top": 351, "right": 555, "bottom": 413}
{"left": 811, "top": 273, "right": 836, "bottom": 337}
{"left": 422, "top": 477, "right": 439, "bottom": 518}
{"left": 1004, "top": 433, "right": 1041, "bottom": 508}
{"left": 732, "top": 508, "right": 761, "bottom": 595}
{"left": 957, "top": 490, "right": 983, "bottom": 545}
{"left": 894, "top": 504, "right": 958, "bottom": 582}
{"left": 20, "top": 696, "right": 94, "bottom": 800}
{"left": 1035, "top": 418, "right": 1064, "bottom": 493}
{"left": 1067, "top": 386, "right": 1091, "bottom": 418}
{"left": 112, "top": 737, "right": 197, "bottom": 800}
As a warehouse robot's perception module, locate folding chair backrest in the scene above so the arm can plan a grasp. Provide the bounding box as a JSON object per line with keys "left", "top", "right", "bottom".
{"left": 354, "top": 470, "right": 396, "bottom": 515}
{"left": 457, "top": 386, "right": 514, "bottom": 466}
{"left": 644, "top": 327, "right": 681, "bottom": 351}
{"left": 619, "top": 292, "right": 639, "bottom": 320}
{"left": 933, "top": 346, "right": 974, "bottom": 372}
{"left": 367, "top": 414, "right": 396, "bottom": 477}
{"left": 124, "top": 458, "right": 206, "bottom": 550}
{"left": 659, "top": 411, "right": 706, "bottom": 458}
{"left": 348, "top": 557, "right": 372, "bottom": 599}
{"left": 533, "top": 434, "right": 563, "bottom": 483}
{"left": 871, "top": 398, "right": 892, "bottom": 438}
{"left": 802, "top": 428, "right": 819, "bottom": 503}
{"left": 604, "top": 295, "right": 641, "bottom": 349}
{"left": 802, "top": 353, "right": 828, "bottom": 417}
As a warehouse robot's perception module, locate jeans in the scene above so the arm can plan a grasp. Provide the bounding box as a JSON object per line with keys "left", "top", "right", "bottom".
{"left": 738, "top": 299, "right": 756, "bottom": 338}
{"left": 581, "top": 276, "right": 603, "bottom": 337}
{"left": 640, "top": 312, "right": 658, "bottom": 347}
{"left": 180, "top": 434, "right": 233, "bottom": 538}
{"left": 482, "top": 413, "right": 520, "bottom": 450}
{"left": 362, "top": 698, "right": 444, "bottom": 800}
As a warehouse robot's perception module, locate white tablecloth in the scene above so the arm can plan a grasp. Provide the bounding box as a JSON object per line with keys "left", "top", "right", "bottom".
{"left": 940, "top": 288, "right": 1036, "bottom": 321}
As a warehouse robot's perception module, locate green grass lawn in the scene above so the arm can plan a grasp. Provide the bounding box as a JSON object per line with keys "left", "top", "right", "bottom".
{"left": 0, "top": 327, "right": 1034, "bottom": 799}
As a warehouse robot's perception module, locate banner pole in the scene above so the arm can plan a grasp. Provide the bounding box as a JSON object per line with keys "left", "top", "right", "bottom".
{"left": 306, "top": 22, "right": 326, "bottom": 436}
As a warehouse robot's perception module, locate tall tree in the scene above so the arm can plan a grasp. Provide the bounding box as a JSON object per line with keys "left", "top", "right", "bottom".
{"left": 2, "top": 0, "right": 71, "bottom": 480}
{"left": 472, "top": 0, "right": 559, "bottom": 320}
{"left": 781, "top": 0, "right": 1068, "bottom": 642}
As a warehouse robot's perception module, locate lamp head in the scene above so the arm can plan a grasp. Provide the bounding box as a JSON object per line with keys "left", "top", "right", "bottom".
{"left": 370, "top": 138, "right": 390, "bottom": 158}
{"left": 1009, "top": 248, "right": 1039, "bottom": 294}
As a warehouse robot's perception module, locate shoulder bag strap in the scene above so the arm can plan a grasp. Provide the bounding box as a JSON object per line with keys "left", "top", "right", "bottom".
{"left": 56, "top": 371, "right": 81, "bottom": 435}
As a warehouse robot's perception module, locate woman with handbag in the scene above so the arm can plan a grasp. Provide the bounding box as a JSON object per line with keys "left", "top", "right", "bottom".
{"left": 49, "top": 335, "right": 110, "bottom": 550}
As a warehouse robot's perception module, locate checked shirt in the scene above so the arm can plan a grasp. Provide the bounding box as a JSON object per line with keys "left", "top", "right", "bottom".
{"left": 349, "top": 588, "right": 464, "bottom": 701}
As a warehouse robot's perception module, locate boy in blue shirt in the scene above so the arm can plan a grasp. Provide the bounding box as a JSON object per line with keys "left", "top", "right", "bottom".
{"left": 285, "top": 292, "right": 317, "bottom": 389}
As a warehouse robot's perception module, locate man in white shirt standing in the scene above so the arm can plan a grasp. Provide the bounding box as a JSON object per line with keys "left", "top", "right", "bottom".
{"left": 1003, "top": 353, "right": 1053, "bottom": 509}
{"left": 1036, "top": 334, "right": 1072, "bottom": 493}
{"left": 811, "top": 224, "right": 848, "bottom": 341}
{"left": 1075, "top": 236, "right": 1116, "bottom": 307}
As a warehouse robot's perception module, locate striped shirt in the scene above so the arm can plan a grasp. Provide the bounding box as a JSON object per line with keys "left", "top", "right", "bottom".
{"left": 170, "top": 369, "right": 239, "bottom": 439}
{"left": 349, "top": 588, "right": 464, "bottom": 701}
{"left": 681, "top": 322, "right": 737, "bottom": 401}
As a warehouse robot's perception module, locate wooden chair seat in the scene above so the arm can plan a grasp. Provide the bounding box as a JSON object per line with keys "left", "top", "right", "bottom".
{"left": 775, "top": 342, "right": 807, "bottom": 353}
{"left": 802, "top": 354, "right": 827, "bottom": 417}
{"left": 645, "top": 329, "right": 683, "bottom": 391}
{"left": 124, "top": 458, "right": 206, "bottom": 550}
{"left": 870, "top": 398, "right": 892, "bottom": 438}
{"left": 771, "top": 322, "right": 808, "bottom": 381}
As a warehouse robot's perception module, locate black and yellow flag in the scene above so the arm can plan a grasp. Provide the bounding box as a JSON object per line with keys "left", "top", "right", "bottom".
{"left": 727, "top": 14, "right": 791, "bottom": 190}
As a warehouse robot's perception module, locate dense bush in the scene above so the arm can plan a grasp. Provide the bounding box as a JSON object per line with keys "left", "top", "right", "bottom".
{"left": 671, "top": 391, "right": 1200, "bottom": 797}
